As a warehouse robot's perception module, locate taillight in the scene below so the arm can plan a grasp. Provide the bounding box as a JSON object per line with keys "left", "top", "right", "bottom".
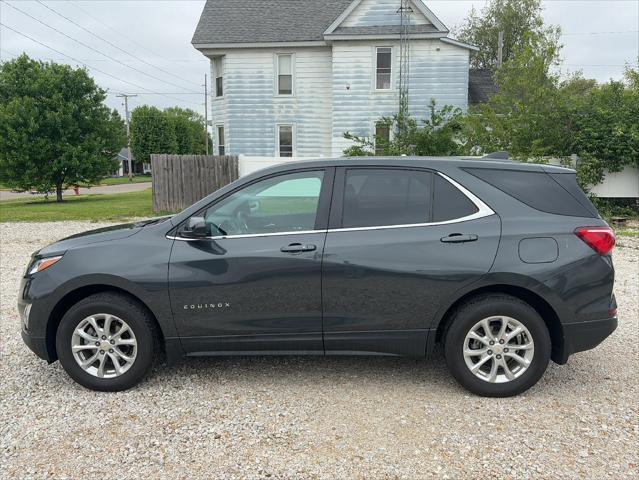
{"left": 575, "top": 227, "right": 615, "bottom": 255}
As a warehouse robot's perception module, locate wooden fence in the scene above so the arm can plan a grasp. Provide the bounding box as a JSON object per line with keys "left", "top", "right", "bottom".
{"left": 151, "top": 154, "right": 239, "bottom": 212}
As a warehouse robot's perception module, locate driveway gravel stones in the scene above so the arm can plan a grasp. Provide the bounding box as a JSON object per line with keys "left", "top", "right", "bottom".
{"left": 1, "top": 222, "right": 637, "bottom": 479}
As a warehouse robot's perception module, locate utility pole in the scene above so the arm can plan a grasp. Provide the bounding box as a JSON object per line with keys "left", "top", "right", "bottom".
{"left": 116, "top": 93, "right": 137, "bottom": 181}
{"left": 203, "top": 74, "right": 209, "bottom": 155}
{"left": 497, "top": 31, "right": 504, "bottom": 68}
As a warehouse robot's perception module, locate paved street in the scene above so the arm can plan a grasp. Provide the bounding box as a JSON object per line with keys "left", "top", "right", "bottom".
{"left": 0, "top": 182, "right": 152, "bottom": 201}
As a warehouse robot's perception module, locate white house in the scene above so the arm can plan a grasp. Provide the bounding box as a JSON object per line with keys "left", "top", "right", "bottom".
{"left": 192, "top": 0, "right": 478, "bottom": 160}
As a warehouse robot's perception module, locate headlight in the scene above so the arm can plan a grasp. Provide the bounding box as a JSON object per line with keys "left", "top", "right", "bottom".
{"left": 29, "top": 255, "right": 63, "bottom": 275}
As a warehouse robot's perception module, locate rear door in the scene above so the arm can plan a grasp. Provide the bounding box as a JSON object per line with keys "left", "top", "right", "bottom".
{"left": 321, "top": 167, "right": 501, "bottom": 356}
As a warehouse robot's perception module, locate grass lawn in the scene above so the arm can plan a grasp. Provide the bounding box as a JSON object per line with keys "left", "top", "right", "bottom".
{"left": 90, "top": 176, "right": 152, "bottom": 186}
{"left": 0, "top": 189, "right": 174, "bottom": 222}
{"left": 0, "top": 176, "right": 152, "bottom": 191}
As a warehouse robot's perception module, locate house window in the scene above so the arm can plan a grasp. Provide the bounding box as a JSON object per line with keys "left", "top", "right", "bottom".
{"left": 213, "top": 57, "right": 223, "bottom": 97}
{"left": 217, "top": 125, "right": 225, "bottom": 156}
{"left": 277, "top": 54, "right": 293, "bottom": 95}
{"left": 374, "top": 123, "right": 391, "bottom": 155}
{"left": 376, "top": 47, "right": 392, "bottom": 90}
{"left": 277, "top": 125, "right": 294, "bottom": 157}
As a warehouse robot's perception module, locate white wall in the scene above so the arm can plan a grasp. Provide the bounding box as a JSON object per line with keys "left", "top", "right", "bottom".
{"left": 590, "top": 166, "right": 639, "bottom": 198}
{"left": 331, "top": 39, "right": 470, "bottom": 157}
{"left": 238, "top": 155, "right": 322, "bottom": 177}
{"left": 342, "top": 0, "right": 431, "bottom": 27}
{"left": 209, "top": 47, "right": 333, "bottom": 158}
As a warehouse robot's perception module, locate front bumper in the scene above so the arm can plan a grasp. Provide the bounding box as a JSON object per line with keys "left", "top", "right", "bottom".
{"left": 556, "top": 316, "right": 618, "bottom": 364}
{"left": 21, "top": 328, "right": 51, "bottom": 362}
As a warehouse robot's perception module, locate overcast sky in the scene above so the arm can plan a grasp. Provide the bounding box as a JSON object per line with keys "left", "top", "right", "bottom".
{"left": 1, "top": 0, "right": 637, "bottom": 120}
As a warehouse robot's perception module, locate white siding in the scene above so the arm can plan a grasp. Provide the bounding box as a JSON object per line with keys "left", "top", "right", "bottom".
{"left": 342, "top": 0, "right": 431, "bottom": 27}
{"left": 331, "top": 39, "right": 469, "bottom": 156}
{"left": 209, "top": 47, "right": 332, "bottom": 158}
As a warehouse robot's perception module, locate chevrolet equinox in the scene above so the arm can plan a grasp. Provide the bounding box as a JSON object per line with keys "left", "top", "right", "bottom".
{"left": 19, "top": 157, "right": 617, "bottom": 397}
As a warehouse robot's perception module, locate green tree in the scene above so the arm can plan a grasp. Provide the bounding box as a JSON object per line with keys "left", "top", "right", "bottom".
{"left": 130, "top": 106, "right": 211, "bottom": 165}
{"left": 569, "top": 69, "right": 639, "bottom": 188}
{"left": 461, "top": 31, "right": 565, "bottom": 157}
{"left": 456, "top": 0, "right": 560, "bottom": 70}
{"left": 0, "top": 55, "right": 125, "bottom": 201}
{"left": 130, "top": 105, "right": 177, "bottom": 164}
{"left": 164, "top": 107, "right": 211, "bottom": 155}
{"left": 344, "top": 100, "right": 463, "bottom": 157}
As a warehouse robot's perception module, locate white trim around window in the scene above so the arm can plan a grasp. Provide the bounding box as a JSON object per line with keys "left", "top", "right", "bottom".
{"left": 213, "top": 56, "right": 224, "bottom": 98}
{"left": 275, "top": 53, "right": 295, "bottom": 96}
{"left": 276, "top": 124, "right": 295, "bottom": 157}
{"left": 373, "top": 46, "right": 393, "bottom": 92}
{"left": 216, "top": 124, "right": 226, "bottom": 156}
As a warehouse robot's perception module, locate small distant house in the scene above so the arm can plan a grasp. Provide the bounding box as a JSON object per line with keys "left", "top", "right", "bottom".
{"left": 112, "top": 148, "right": 151, "bottom": 177}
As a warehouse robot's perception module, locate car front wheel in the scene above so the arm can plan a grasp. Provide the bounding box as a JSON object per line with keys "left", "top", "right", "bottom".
{"left": 444, "top": 294, "right": 551, "bottom": 397}
{"left": 56, "top": 292, "right": 158, "bottom": 391}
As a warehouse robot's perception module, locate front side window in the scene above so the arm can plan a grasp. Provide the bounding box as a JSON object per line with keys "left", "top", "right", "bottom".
{"left": 198, "top": 170, "right": 325, "bottom": 237}
{"left": 342, "top": 169, "right": 432, "bottom": 228}
{"left": 278, "top": 125, "right": 294, "bottom": 157}
{"left": 376, "top": 47, "right": 392, "bottom": 90}
{"left": 213, "top": 57, "right": 223, "bottom": 97}
{"left": 277, "top": 54, "right": 293, "bottom": 95}
{"left": 217, "top": 125, "right": 225, "bottom": 156}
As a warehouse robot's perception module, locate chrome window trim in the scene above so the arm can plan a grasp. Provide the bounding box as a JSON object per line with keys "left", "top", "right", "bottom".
{"left": 168, "top": 229, "right": 326, "bottom": 242}
{"left": 168, "top": 172, "right": 494, "bottom": 242}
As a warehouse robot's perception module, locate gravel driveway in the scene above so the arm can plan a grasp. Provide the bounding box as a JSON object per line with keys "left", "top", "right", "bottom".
{"left": 1, "top": 222, "right": 637, "bottom": 479}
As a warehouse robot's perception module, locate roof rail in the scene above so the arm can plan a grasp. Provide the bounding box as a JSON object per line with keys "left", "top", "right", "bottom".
{"left": 483, "top": 151, "right": 509, "bottom": 160}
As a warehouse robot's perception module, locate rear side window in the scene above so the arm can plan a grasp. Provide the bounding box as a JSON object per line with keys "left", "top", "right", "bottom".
{"left": 432, "top": 175, "right": 479, "bottom": 222}
{"left": 464, "top": 168, "right": 597, "bottom": 218}
{"left": 548, "top": 172, "right": 599, "bottom": 217}
{"left": 342, "top": 169, "right": 432, "bottom": 228}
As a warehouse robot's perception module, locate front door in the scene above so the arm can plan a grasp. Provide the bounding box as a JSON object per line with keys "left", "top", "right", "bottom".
{"left": 169, "top": 168, "right": 333, "bottom": 355}
{"left": 322, "top": 167, "right": 501, "bottom": 356}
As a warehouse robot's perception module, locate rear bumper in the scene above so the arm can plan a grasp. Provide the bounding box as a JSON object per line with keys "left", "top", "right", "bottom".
{"left": 556, "top": 316, "right": 618, "bottom": 364}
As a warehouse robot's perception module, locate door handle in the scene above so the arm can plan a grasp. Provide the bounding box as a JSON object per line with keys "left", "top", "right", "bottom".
{"left": 280, "top": 243, "right": 317, "bottom": 253}
{"left": 441, "top": 234, "right": 478, "bottom": 244}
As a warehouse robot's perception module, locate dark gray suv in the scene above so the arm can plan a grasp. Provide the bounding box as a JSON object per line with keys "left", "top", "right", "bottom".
{"left": 19, "top": 157, "right": 617, "bottom": 397}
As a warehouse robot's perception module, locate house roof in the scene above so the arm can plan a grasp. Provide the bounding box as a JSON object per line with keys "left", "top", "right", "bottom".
{"left": 192, "top": 0, "right": 353, "bottom": 46}
{"left": 468, "top": 69, "right": 499, "bottom": 104}
{"left": 192, "top": 0, "right": 461, "bottom": 47}
{"left": 328, "top": 24, "right": 440, "bottom": 37}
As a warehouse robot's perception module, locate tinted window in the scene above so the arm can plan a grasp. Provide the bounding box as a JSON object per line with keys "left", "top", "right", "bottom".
{"left": 549, "top": 172, "right": 599, "bottom": 217}
{"left": 342, "top": 169, "right": 432, "bottom": 228}
{"left": 432, "top": 175, "right": 478, "bottom": 221}
{"left": 465, "top": 168, "right": 596, "bottom": 218}
{"left": 201, "top": 171, "right": 324, "bottom": 236}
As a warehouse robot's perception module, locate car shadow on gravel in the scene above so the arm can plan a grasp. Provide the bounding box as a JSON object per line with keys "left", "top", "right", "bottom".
{"left": 148, "top": 353, "right": 461, "bottom": 391}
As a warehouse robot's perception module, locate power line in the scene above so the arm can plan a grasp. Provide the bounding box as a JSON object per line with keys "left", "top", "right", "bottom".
{"left": 562, "top": 30, "right": 638, "bottom": 36}
{"left": 66, "top": 0, "right": 204, "bottom": 65}
{"left": 36, "top": 0, "right": 201, "bottom": 88}
{"left": 0, "top": 22, "right": 202, "bottom": 107}
{"left": 4, "top": 1, "right": 199, "bottom": 94}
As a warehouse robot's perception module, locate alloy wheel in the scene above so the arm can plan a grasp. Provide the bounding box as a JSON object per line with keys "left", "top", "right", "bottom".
{"left": 463, "top": 316, "right": 535, "bottom": 383}
{"left": 71, "top": 314, "right": 137, "bottom": 378}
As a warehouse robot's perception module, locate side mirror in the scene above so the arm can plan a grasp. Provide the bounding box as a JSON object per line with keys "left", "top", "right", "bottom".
{"left": 180, "top": 216, "right": 209, "bottom": 239}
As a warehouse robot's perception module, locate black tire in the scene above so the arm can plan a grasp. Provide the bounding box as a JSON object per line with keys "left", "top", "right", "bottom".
{"left": 444, "top": 294, "right": 551, "bottom": 397}
{"left": 56, "top": 292, "right": 159, "bottom": 392}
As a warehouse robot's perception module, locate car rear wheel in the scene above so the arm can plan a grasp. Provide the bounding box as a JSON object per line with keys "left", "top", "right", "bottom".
{"left": 444, "top": 294, "right": 551, "bottom": 397}
{"left": 56, "top": 292, "right": 158, "bottom": 391}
